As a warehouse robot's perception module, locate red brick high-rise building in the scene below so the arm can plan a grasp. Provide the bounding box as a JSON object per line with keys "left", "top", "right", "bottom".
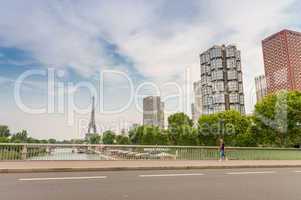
{"left": 262, "top": 29, "right": 301, "bottom": 94}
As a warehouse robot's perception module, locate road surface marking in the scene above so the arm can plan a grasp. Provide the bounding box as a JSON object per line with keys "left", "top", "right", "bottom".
{"left": 19, "top": 176, "right": 107, "bottom": 181}
{"left": 139, "top": 173, "right": 205, "bottom": 178}
{"left": 226, "top": 171, "right": 276, "bottom": 175}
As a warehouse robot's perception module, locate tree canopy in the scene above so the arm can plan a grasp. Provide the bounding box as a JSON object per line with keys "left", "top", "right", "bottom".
{"left": 89, "top": 134, "right": 102, "bottom": 144}
{"left": 0, "top": 125, "right": 10, "bottom": 137}
{"left": 198, "top": 110, "right": 252, "bottom": 146}
{"left": 1, "top": 91, "right": 300, "bottom": 148}
{"left": 254, "top": 90, "right": 301, "bottom": 147}
{"left": 168, "top": 113, "right": 194, "bottom": 145}
{"left": 102, "top": 130, "right": 116, "bottom": 144}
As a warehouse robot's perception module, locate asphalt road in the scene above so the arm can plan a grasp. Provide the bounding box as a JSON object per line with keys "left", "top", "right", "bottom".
{"left": 1, "top": 168, "right": 301, "bottom": 200}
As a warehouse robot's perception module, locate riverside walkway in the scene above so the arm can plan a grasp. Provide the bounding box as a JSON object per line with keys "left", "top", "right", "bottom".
{"left": 2, "top": 160, "right": 301, "bottom": 173}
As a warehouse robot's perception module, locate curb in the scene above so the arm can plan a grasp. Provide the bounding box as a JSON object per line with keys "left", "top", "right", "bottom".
{"left": 1, "top": 165, "right": 301, "bottom": 173}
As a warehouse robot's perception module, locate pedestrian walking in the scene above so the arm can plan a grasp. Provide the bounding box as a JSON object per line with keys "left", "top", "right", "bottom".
{"left": 219, "top": 138, "right": 226, "bottom": 161}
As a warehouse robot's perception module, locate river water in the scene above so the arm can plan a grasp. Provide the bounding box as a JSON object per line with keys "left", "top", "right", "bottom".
{"left": 28, "top": 148, "right": 108, "bottom": 160}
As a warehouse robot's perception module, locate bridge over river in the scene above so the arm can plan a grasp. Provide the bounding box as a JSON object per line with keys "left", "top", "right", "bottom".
{"left": 28, "top": 148, "right": 110, "bottom": 160}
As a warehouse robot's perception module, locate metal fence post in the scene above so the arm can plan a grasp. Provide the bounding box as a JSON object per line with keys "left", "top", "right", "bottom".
{"left": 21, "top": 145, "right": 27, "bottom": 160}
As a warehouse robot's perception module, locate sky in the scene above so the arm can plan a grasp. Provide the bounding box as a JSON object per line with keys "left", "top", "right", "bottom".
{"left": 0, "top": 0, "right": 300, "bottom": 140}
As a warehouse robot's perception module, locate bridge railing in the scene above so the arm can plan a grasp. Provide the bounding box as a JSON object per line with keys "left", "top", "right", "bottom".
{"left": 0, "top": 143, "right": 301, "bottom": 161}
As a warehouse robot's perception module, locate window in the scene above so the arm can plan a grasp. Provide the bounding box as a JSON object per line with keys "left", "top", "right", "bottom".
{"left": 211, "top": 59, "right": 216, "bottom": 70}
{"left": 216, "top": 48, "right": 222, "bottom": 57}
{"left": 203, "top": 96, "right": 213, "bottom": 106}
{"left": 239, "top": 83, "right": 243, "bottom": 93}
{"left": 200, "top": 54, "right": 205, "bottom": 64}
{"left": 228, "top": 81, "right": 238, "bottom": 91}
{"left": 211, "top": 71, "right": 216, "bottom": 81}
{"left": 235, "top": 50, "right": 241, "bottom": 60}
{"left": 201, "top": 64, "right": 206, "bottom": 75}
{"left": 202, "top": 86, "right": 212, "bottom": 96}
{"left": 240, "top": 95, "right": 244, "bottom": 104}
{"left": 213, "top": 104, "right": 225, "bottom": 113}
{"left": 212, "top": 70, "right": 223, "bottom": 81}
{"left": 213, "top": 93, "right": 225, "bottom": 104}
{"left": 210, "top": 49, "right": 215, "bottom": 59}
{"left": 210, "top": 47, "right": 222, "bottom": 59}
{"left": 213, "top": 81, "right": 224, "bottom": 92}
{"left": 229, "top": 93, "right": 239, "bottom": 103}
{"left": 211, "top": 59, "right": 223, "bottom": 71}
{"left": 205, "top": 64, "right": 211, "bottom": 73}
{"left": 227, "top": 70, "right": 237, "bottom": 80}
{"left": 216, "top": 59, "right": 223, "bottom": 69}
{"left": 216, "top": 70, "right": 223, "bottom": 80}
{"left": 201, "top": 53, "right": 210, "bottom": 64}
{"left": 206, "top": 75, "right": 211, "bottom": 84}
{"left": 226, "top": 58, "right": 235, "bottom": 69}
{"left": 238, "top": 72, "right": 242, "bottom": 81}
{"left": 201, "top": 75, "right": 206, "bottom": 85}
{"left": 226, "top": 47, "right": 235, "bottom": 57}
{"left": 236, "top": 61, "right": 241, "bottom": 71}
{"left": 205, "top": 53, "right": 210, "bottom": 63}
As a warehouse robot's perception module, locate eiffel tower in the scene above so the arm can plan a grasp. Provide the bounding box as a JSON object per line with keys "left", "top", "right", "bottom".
{"left": 86, "top": 96, "right": 97, "bottom": 140}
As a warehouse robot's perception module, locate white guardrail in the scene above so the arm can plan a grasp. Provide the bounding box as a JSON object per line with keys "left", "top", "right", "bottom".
{"left": 0, "top": 143, "right": 300, "bottom": 161}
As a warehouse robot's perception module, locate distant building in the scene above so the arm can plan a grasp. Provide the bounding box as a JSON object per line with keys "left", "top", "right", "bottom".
{"left": 192, "top": 81, "right": 202, "bottom": 122}
{"left": 262, "top": 29, "right": 301, "bottom": 93}
{"left": 255, "top": 75, "right": 267, "bottom": 102}
{"left": 143, "top": 96, "right": 164, "bottom": 128}
{"left": 200, "top": 45, "right": 245, "bottom": 115}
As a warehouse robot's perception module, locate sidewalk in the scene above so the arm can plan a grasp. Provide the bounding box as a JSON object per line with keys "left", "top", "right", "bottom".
{"left": 1, "top": 160, "right": 301, "bottom": 173}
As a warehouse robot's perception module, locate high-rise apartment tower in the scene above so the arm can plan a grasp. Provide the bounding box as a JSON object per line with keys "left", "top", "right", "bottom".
{"left": 200, "top": 45, "right": 245, "bottom": 115}
{"left": 262, "top": 29, "right": 301, "bottom": 93}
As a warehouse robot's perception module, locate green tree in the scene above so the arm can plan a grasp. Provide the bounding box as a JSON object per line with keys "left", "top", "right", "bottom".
{"left": 0, "top": 125, "right": 10, "bottom": 137}
{"left": 129, "top": 125, "right": 169, "bottom": 145}
{"left": 102, "top": 130, "right": 116, "bottom": 144}
{"left": 254, "top": 91, "right": 301, "bottom": 147}
{"left": 115, "top": 135, "right": 130, "bottom": 145}
{"left": 48, "top": 138, "right": 57, "bottom": 144}
{"left": 141, "top": 126, "right": 157, "bottom": 145}
{"left": 168, "top": 113, "right": 194, "bottom": 145}
{"left": 11, "top": 130, "right": 28, "bottom": 143}
{"left": 198, "top": 110, "right": 251, "bottom": 146}
{"left": 129, "top": 126, "right": 144, "bottom": 145}
{"left": 70, "top": 139, "right": 85, "bottom": 144}
{"left": 177, "top": 126, "right": 199, "bottom": 146}
{"left": 27, "top": 137, "right": 40, "bottom": 144}
{"left": 168, "top": 113, "right": 193, "bottom": 128}
{"left": 39, "top": 139, "right": 48, "bottom": 144}
{"left": 197, "top": 113, "right": 219, "bottom": 146}
{"left": 89, "top": 134, "right": 101, "bottom": 144}
{"left": 0, "top": 137, "right": 9, "bottom": 143}
{"left": 154, "top": 129, "right": 169, "bottom": 145}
